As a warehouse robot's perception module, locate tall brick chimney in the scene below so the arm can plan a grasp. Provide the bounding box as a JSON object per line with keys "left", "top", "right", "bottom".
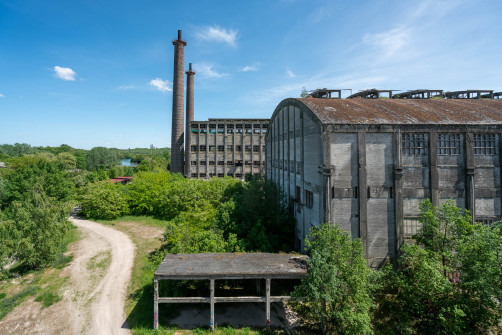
{"left": 171, "top": 30, "right": 186, "bottom": 174}
{"left": 185, "top": 63, "right": 195, "bottom": 176}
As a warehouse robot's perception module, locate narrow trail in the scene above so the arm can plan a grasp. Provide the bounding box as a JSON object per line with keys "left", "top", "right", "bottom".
{"left": 69, "top": 217, "right": 135, "bottom": 335}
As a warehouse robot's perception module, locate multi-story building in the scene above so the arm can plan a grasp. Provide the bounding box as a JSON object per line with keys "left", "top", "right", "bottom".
{"left": 188, "top": 118, "right": 269, "bottom": 180}
{"left": 266, "top": 93, "right": 502, "bottom": 266}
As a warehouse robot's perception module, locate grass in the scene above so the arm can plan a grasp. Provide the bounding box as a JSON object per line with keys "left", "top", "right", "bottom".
{"left": 0, "top": 223, "right": 80, "bottom": 320}
{"left": 96, "top": 216, "right": 291, "bottom": 335}
{"left": 95, "top": 215, "right": 169, "bottom": 229}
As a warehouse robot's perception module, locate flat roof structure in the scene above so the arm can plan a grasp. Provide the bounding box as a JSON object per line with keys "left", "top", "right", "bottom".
{"left": 154, "top": 253, "right": 307, "bottom": 330}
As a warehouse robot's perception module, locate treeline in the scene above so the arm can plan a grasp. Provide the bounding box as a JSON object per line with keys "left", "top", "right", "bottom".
{"left": 77, "top": 172, "right": 294, "bottom": 254}
{"left": 0, "top": 143, "right": 170, "bottom": 172}
{"left": 294, "top": 200, "right": 502, "bottom": 335}
{"left": 0, "top": 144, "right": 171, "bottom": 278}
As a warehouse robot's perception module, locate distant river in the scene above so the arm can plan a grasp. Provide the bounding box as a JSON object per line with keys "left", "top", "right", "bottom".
{"left": 120, "top": 159, "right": 138, "bottom": 167}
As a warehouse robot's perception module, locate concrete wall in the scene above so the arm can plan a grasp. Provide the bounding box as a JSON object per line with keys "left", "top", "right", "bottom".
{"left": 266, "top": 100, "right": 502, "bottom": 263}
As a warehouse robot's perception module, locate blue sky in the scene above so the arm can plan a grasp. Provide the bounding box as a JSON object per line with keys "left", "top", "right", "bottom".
{"left": 1, "top": 0, "right": 501, "bottom": 149}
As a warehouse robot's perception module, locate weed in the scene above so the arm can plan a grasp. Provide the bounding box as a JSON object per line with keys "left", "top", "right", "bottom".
{"left": 0, "top": 285, "right": 40, "bottom": 320}
{"left": 35, "top": 291, "right": 62, "bottom": 307}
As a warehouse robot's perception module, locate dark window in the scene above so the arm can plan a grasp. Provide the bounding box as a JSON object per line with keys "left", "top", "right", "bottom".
{"left": 474, "top": 134, "right": 497, "bottom": 155}
{"left": 191, "top": 173, "right": 198, "bottom": 178}
{"left": 217, "top": 173, "right": 224, "bottom": 177}
{"left": 190, "top": 161, "right": 197, "bottom": 166}
{"left": 209, "top": 124, "right": 216, "bottom": 129}
{"left": 235, "top": 161, "right": 243, "bottom": 167}
{"left": 200, "top": 161, "right": 206, "bottom": 166}
{"left": 305, "top": 190, "right": 314, "bottom": 208}
{"left": 227, "top": 128, "right": 234, "bottom": 133}
{"left": 236, "top": 145, "right": 242, "bottom": 152}
{"left": 227, "top": 145, "right": 233, "bottom": 151}
{"left": 245, "top": 161, "right": 252, "bottom": 165}
{"left": 244, "top": 124, "right": 252, "bottom": 129}
{"left": 218, "top": 161, "right": 225, "bottom": 165}
{"left": 199, "top": 145, "right": 206, "bottom": 152}
{"left": 253, "top": 161, "right": 261, "bottom": 166}
{"left": 235, "top": 173, "right": 243, "bottom": 178}
{"left": 438, "top": 134, "right": 461, "bottom": 155}
{"left": 191, "top": 145, "right": 197, "bottom": 152}
{"left": 209, "top": 145, "right": 215, "bottom": 152}
{"left": 200, "top": 173, "right": 206, "bottom": 178}
{"left": 476, "top": 217, "right": 499, "bottom": 225}
{"left": 227, "top": 161, "right": 234, "bottom": 165}
{"left": 209, "top": 173, "right": 216, "bottom": 177}
{"left": 402, "top": 133, "right": 428, "bottom": 156}
{"left": 209, "top": 161, "right": 215, "bottom": 165}
{"left": 245, "top": 145, "right": 252, "bottom": 152}
{"left": 253, "top": 145, "right": 260, "bottom": 152}
{"left": 218, "top": 124, "right": 225, "bottom": 128}
{"left": 218, "top": 145, "right": 225, "bottom": 152}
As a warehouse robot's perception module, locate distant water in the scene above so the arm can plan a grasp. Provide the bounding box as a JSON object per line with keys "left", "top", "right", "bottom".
{"left": 120, "top": 159, "right": 138, "bottom": 167}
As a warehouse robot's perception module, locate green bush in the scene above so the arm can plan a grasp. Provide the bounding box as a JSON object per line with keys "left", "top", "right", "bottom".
{"left": 293, "top": 223, "right": 373, "bottom": 335}
{"left": 78, "top": 181, "right": 129, "bottom": 219}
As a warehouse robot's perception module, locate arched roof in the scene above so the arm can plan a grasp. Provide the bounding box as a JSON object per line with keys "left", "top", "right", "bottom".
{"left": 277, "top": 98, "right": 502, "bottom": 125}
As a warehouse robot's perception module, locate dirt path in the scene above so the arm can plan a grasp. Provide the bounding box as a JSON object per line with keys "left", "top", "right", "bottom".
{"left": 0, "top": 217, "right": 135, "bottom": 334}
{"left": 69, "top": 217, "right": 135, "bottom": 335}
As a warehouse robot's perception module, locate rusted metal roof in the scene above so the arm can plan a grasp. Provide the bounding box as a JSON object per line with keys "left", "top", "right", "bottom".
{"left": 296, "top": 98, "right": 502, "bottom": 125}
{"left": 155, "top": 253, "right": 307, "bottom": 280}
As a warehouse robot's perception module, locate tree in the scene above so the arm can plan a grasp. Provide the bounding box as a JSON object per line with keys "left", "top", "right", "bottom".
{"left": 300, "top": 87, "right": 309, "bottom": 98}
{"left": 293, "top": 223, "right": 374, "bottom": 334}
{"left": 78, "top": 181, "right": 129, "bottom": 219}
{"left": 85, "top": 147, "right": 119, "bottom": 170}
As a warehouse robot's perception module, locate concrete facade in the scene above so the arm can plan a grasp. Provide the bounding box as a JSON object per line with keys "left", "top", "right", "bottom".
{"left": 188, "top": 119, "right": 269, "bottom": 180}
{"left": 266, "top": 98, "right": 502, "bottom": 266}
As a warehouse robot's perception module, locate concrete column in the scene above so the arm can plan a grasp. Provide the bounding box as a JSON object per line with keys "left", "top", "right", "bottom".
{"left": 429, "top": 130, "right": 439, "bottom": 207}
{"left": 266, "top": 277, "right": 271, "bottom": 330}
{"left": 394, "top": 130, "right": 404, "bottom": 257}
{"left": 210, "top": 279, "right": 215, "bottom": 331}
{"left": 465, "top": 132, "right": 475, "bottom": 218}
{"left": 185, "top": 63, "right": 195, "bottom": 177}
{"left": 358, "top": 132, "right": 368, "bottom": 257}
{"left": 171, "top": 30, "right": 186, "bottom": 174}
{"left": 153, "top": 278, "right": 159, "bottom": 329}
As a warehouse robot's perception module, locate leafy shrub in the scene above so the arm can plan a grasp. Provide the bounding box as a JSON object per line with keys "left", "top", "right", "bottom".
{"left": 293, "top": 223, "right": 373, "bottom": 334}
{"left": 78, "top": 181, "right": 129, "bottom": 219}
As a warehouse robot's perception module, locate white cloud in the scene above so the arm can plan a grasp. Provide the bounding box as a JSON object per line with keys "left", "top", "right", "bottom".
{"left": 149, "top": 78, "right": 172, "bottom": 92}
{"left": 0, "top": 94, "right": 4, "bottom": 98}
{"left": 239, "top": 65, "right": 258, "bottom": 72}
{"left": 196, "top": 64, "right": 228, "bottom": 79}
{"left": 286, "top": 69, "right": 296, "bottom": 78}
{"left": 54, "top": 66, "right": 76, "bottom": 81}
{"left": 363, "top": 27, "right": 411, "bottom": 58}
{"left": 117, "top": 85, "right": 135, "bottom": 90}
{"left": 196, "top": 26, "right": 238, "bottom": 47}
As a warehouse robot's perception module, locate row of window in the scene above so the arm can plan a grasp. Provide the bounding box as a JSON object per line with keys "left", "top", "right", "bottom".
{"left": 191, "top": 172, "right": 261, "bottom": 178}
{"left": 402, "top": 133, "right": 497, "bottom": 156}
{"left": 191, "top": 160, "right": 264, "bottom": 166}
{"left": 272, "top": 160, "right": 303, "bottom": 174}
{"left": 404, "top": 216, "right": 499, "bottom": 238}
{"left": 191, "top": 145, "right": 266, "bottom": 152}
{"left": 192, "top": 128, "right": 267, "bottom": 134}
{"left": 193, "top": 124, "right": 268, "bottom": 129}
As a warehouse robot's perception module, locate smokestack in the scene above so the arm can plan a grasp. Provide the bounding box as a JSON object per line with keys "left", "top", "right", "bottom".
{"left": 185, "top": 63, "right": 195, "bottom": 177}
{"left": 171, "top": 30, "right": 186, "bottom": 174}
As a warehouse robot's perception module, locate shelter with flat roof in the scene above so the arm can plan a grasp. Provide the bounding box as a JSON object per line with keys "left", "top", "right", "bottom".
{"left": 154, "top": 253, "right": 307, "bottom": 330}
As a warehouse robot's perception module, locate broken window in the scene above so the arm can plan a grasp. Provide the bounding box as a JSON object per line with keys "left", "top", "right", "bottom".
{"left": 474, "top": 134, "right": 497, "bottom": 155}
{"left": 438, "top": 133, "right": 461, "bottom": 155}
{"left": 402, "top": 133, "right": 428, "bottom": 156}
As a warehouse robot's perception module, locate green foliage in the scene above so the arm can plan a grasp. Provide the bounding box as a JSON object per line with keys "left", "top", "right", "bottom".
{"left": 0, "top": 285, "right": 40, "bottom": 320}
{"left": 215, "top": 175, "right": 294, "bottom": 252}
{"left": 35, "top": 291, "right": 62, "bottom": 307}
{"left": 7, "top": 186, "right": 73, "bottom": 268}
{"left": 1, "top": 157, "right": 74, "bottom": 208}
{"left": 86, "top": 146, "right": 120, "bottom": 170}
{"left": 375, "top": 199, "right": 502, "bottom": 334}
{"left": 293, "top": 223, "right": 373, "bottom": 335}
{"left": 56, "top": 152, "right": 77, "bottom": 170}
{"left": 78, "top": 181, "right": 129, "bottom": 219}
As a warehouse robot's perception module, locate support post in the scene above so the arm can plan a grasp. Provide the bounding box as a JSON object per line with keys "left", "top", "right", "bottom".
{"left": 358, "top": 132, "right": 368, "bottom": 257}
{"left": 154, "top": 278, "right": 159, "bottom": 330}
{"left": 266, "top": 277, "right": 271, "bottom": 330}
{"left": 210, "top": 279, "right": 215, "bottom": 331}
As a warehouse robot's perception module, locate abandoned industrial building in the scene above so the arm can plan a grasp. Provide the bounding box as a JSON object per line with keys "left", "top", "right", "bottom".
{"left": 169, "top": 30, "right": 269, "bottom": 179}
{"left": 188, "top": 119, "right": 269, "bottom": 179}
{"left": 265, "top": 92, "right": 502, "bottom": 266}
